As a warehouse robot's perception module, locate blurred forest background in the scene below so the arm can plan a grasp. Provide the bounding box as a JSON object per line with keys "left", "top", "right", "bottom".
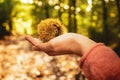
{"left": 0, "top": 0, "right": 120, "bottom": 80}
{"left": 0, "top": 0, "right": 120, "bottom": 55}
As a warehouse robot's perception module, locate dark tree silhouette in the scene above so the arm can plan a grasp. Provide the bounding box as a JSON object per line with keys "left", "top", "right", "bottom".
{"left": 68, "top": 0, "right": 77, "bottom": 32}
{"left": 0, "top": 0, "right": 14, "bottom": 39}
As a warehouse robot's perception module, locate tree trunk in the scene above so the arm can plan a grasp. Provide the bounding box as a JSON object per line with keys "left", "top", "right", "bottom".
{"left": 73, "top": 0, "right": 77, "bottom": 32}
{"left": 44, "top": 0, "right": 49, "bottom": 18}
{"left": 8, "top": 18, "right": 12, "bottom": 33}
{"left": 114, "top": 0, "right": 120, "bottom": 56}
{"left": 68, "top": 0, "right": 77, "bottom": 32}
{"left": 116, "top": 0, "right": 120, "bottom": 24}
{"left": 58, "top": 0, "right": 62, "bottom": 20}
{"left": 0, "top": 24, "right": 10, "bottom": 39}
{"left": 102, "top": 0, "right": 109, "bottom": 45}
{"left": 68, "top": 0, "right": 72, "bottom": 32}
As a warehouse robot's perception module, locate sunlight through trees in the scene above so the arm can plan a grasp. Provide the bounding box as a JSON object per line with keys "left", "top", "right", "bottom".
{"left": 0, "top": 0, "right": 120, "bottom": 54}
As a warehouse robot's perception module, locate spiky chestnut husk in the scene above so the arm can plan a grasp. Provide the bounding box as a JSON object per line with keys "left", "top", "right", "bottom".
{"left": 37, "top": 18, "right": 67, "bottom": 42}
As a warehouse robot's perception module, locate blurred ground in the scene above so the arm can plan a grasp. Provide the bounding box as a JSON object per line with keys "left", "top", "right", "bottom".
{"left": 0, "top": 35, "right": 85, "bottom": 80}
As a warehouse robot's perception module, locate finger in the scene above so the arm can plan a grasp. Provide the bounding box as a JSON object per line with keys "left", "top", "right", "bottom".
{"left": 32, "top": 46, "right": 40, "bottom": 51}
{"left": 25, "top": 35, "right": 54, "bottom": 52}
{"left": 25, "top": 35, "right": 38, "bottom": 46}
{"left": 46, "top": 51, "right": 66, "bottom": 56}
{"left": 37, "top": 42, "right": 53, "bottom": 52}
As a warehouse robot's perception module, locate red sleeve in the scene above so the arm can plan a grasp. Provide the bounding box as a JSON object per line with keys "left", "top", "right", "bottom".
{"left": 79, "top": 43, "right": 120, "bottom": 80}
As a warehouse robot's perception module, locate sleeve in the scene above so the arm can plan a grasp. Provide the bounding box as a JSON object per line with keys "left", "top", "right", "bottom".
{"left": 79, "top": 43, "right": 120, "bottom": 80}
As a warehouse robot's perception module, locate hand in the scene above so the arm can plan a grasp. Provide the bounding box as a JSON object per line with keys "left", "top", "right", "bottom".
{"left": 25, "top": 33, "right": 96, "bottom": 56}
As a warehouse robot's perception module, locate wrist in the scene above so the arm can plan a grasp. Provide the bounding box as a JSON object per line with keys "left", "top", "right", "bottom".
{"left": 73, "top": 35, "right": 97, "bottom": 56}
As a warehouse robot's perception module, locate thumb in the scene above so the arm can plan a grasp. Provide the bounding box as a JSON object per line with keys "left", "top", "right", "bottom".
{"left": 25, "top": 35, "right": 53, "bottom": 52}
